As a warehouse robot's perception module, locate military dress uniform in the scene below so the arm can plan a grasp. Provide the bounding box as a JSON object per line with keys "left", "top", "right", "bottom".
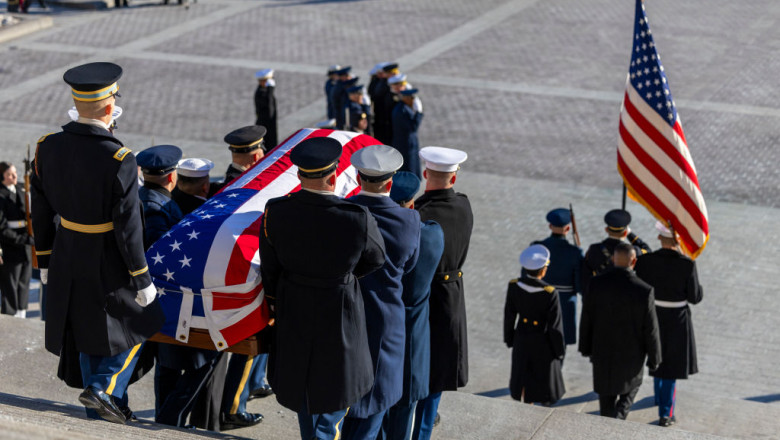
{"left": 384, "top": 172, "right": 444, "bottom": 440}
{"left": 392, "top": 89, "right": 424, "bottom": 178}
{"left": 136, "top": 145, "right": 184, "bottom": 249}
{"left": 0, "top": 181, "right": 34, "bottom": 316}
{"left": 325, "top": 65, "right": 341, "bottom": 122}
{"left": 371, "top": 63, "right": 400, "bottom": 145}
{"left": 582, "top": 209, "right": 650, "bottom": 293}
{"left": 31, "top": 62, "right": 164, "bottom": 424}
{"left": 172, "top": 158, "right": 214, "bottom": 216}
{"left": 634, "top": 222, "right": 703, "bottom": 426}
{"left": 341, "top": 146, "right": 421, "bottom": 440}
{"left": 254, "top": 69, "right": 278, "bottom": 149}
{"left": 259, "top": 137, "right": 386, "bottom": 439}
{"left": 532, "top": 208, "right": 583, "bottom": 345}
{"left": 579, "top": 263, "right": 661, "bottom": 419}
{"left": 413, "top": 147, "right": 472, "bottom": 440}
{"left": 336, "top": 76, "right": 359, "bottom": 130}
{"left": 504, "top": 245, "right": 565, "bottom": 404}
{"left": 345, "top": 85, "right": 371, "bottom": 134}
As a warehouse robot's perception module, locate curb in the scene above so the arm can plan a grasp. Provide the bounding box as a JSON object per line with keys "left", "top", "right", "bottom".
{"left": 0, "top": 14, "right": 53, "bottom": 44}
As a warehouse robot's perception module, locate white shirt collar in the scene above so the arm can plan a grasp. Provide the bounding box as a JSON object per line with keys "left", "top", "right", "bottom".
{"left": 5, "top": 184, "right": 16, "bottom": 194}
{"left": 358, "top": 189, "right": 390, "bottom": 198}
{"left": 77, "top": 117, "right": 110, "bottom": 131}
{"left": 231, "top": 162, "right": 248, "bottom": 172}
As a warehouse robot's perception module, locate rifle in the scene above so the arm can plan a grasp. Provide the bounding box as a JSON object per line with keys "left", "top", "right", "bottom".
{"left": 667, "top": 219, "right": 680, "bottom": 250}
{"left": 569, "top": 203, "right": 581, "bottom": 247}
{"left": 23, "top": 144, "right": 38, "bottom": 269}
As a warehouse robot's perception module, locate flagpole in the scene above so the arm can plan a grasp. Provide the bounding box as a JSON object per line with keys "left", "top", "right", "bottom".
{"left": 621, "top": 184, "right": 627, "bottom": 210}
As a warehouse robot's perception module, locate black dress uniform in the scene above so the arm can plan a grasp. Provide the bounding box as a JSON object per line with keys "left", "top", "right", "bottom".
{"left": 259, "top": 137, "right": 386, "bottom": 419}
{"left": 210, "top": 125, "right": 267, "bottom": 197}
{"left": 579, "top": 266, "right": 661, "bottom": 419}
{"left": 172, "top": 188, "right": 205, "bottom": 216}
{"left": 0, "top": 182, "right": 33, "bottom": 315}
{"left": 504, "top": 275, "right": 565, "bottom": 404}
{"left": 254, "top": 69, "right": 278, "bottom": 149}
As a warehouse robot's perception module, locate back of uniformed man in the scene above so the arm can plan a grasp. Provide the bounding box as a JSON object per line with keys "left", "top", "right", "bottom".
{"left": 31, "top": 62, "right": 164, "bottom": 424}
{"left": 211, "top": 125, "right": 267, "bottom": 196}
{"left": 136, "top": 145, "right": 184, "bottom": 249}
{"left": 324, "top": 64, "right": 342, "bottom": 125}
{"left": 582, "top": 209, "right": 651, "bottom": 294}
{"left": 254, "top": 69, "right": 278, "bottom": 149}
{"left": 412, "top": 146, "right": 472, "bottom": 440}
{"left": 371, "top": 63, "right": 400, "bottom": 145}
{"left": 173, "top": 158, "right": 214, "bottom": 216}
{"left": 341, "top": 146, "right": 421, "bottom": 440}
{"left": 634, "top": 221, "right": 703, "bottom": 428}
{"left": 532, "top": 208, "right": 583, "bottom": 346}
{"left": 579, "top": 242, "right": 661, "bottom": 420}
{"left": 330, "top": 66, "right": 353, "bottom": 130}
{"left": 259, "top": 137, "right": 386, "bottom": 440}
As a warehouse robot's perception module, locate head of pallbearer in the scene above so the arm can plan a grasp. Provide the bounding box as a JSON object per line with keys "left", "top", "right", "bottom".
{"left": 350, "top": 144, "right": 404, "bottom": 196}
{"left": 389, "top": 171, "right": 421, "bottom": 209}
{"left": 419, "top": 146, "right": 468, "bottom": 192}
{"left": 290, "top": 137, "right": 343, "bottom": 192}
{"left": 136, "top": 144, "right": 183, "bottom": 192}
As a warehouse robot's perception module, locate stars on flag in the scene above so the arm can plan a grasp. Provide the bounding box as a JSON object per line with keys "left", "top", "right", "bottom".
{"left": 157, "top": 286, "right": 166, "bottom": 297}
{"left": 169, "top": 240, "right": 182, "bottom": 252}
{"left": 152, "top": 252, "right": 165, "bottom": 265}
{"left": 163, "top": 268, "right": 175, "bottom": 281}
{"left": 179, "top": 255, "right": 192, "bottom": 268}
{"left": 187, "top": 229, "right": 200, "bottom": 240}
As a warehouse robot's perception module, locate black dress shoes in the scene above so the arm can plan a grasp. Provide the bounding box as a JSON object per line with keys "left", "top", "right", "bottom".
{"left": 220, "top": 411, "right": 263, "bottom": 430}
{"left": 78, "top": 386, "right": 126, "bottom": 424}
{"left": 119, "top": 405, "right": 137, "bottom": 422}
{"left": 248, "top": 384, "right": 274, "bottom": 400}
{"left": 659, "top": 416, "right": 677, "bottom": 427}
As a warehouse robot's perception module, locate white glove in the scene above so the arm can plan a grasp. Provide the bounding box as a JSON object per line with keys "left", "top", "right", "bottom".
{"left": 40, "top": 268, "right": 48, "bottom": 285}
{"left": 135, "top": 283, "right": 157, "bottom": 307}
{"left": 413, "top": 97, "right": 423, "bottom": 113}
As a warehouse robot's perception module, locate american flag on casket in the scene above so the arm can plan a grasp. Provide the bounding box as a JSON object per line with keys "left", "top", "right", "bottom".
{"left": 147, "top": 129, "right": 381, "bottom": 350}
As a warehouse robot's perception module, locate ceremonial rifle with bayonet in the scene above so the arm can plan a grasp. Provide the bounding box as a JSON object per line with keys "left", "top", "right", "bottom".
{"left": 569, "top": 203, "right": 581, "bottom": 247}
{"left": 23, "top": 144, "right": 38, "bottom": 269}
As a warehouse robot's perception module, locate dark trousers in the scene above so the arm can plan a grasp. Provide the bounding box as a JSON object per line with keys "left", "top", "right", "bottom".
{"left": 559, "top": 291, "right": 577, "bottom": 345}
{"left": 155, "top": 358, "right": 219, "bottom": 426}
{"left": 0, "top": 260, "right": 31, "bottom": 315}
{"left": 598, "top": 386, "right": 640, "bottom": 419}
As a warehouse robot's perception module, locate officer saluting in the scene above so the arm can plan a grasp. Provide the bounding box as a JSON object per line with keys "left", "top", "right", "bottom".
{"left": 582, "top": 209, "right": 650, "bottom": 294}
{"left": 259, "top": 137, "right": 386, "bottom": 440}
{"left": 532, "top": 208, "right": 583, "bottom": 345}
{"left": 30, "top": 62, "right": 164, "bottom": 424}
{"left": 413, "top": 146, "right": 473, "bottom": 439}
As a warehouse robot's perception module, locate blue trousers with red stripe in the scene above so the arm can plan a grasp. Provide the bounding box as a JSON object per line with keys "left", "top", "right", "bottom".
{"left": 653, "top": 377, "right": 676, "bottom": 419}
{"left": 79, "top": 343, "right": 143, "bottom": 419}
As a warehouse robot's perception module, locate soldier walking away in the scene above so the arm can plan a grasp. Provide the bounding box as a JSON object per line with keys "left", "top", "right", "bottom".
{"left": 31, "top": 62, "right": 164, "bottom": 424}
{"left": 634, "top": 221, "right": 703, "bottom": 427}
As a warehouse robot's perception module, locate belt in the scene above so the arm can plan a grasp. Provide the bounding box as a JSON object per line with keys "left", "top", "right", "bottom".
{"left": 60, "top": 217, "right": 114, "bottom": 234}
{"left": 434, "top": 269, "right": 463, "bottom": 283}
{"left": 285, "top": 272, "right": 354, "bottom": 289}
{"left": 7, "top": 220, "right": 26, "bottom": 229}
{"left": 655, "top": 300, "right": 688, "bottom": 308}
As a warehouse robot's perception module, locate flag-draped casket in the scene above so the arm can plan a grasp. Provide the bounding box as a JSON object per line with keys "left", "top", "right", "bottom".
{"left": 147, "top": 129, "right": 380, "bottom": 350}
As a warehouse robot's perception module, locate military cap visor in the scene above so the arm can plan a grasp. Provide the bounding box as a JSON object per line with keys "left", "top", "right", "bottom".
{"left": 347, "top": 84, "right": 364, "bottom": 94}
{"left": 225, "top": 125, "right": 267, "bottom": 153}
{"left": 419, "top": 146, "right": 468, "bottom": 173}
{"left": 605, "top": 209, "right": 632, "bottom": 231}
{"left": 399, "top": 88, "right": 418, "bottom": 97}
{"left": 64, "top": 62, "right": 122, "bottom": 102}
{"left": 291, "top": 137, "right": 342, "bottom": 178}
{"left": 382, "top": 63, "right": 400, "bottom": 73}
{"left": 335, "top": 66, "right": 352, "bottom": 75}
{"left": 137, "top": 144, "right": 183, "bottom": 176}
{"left": 546, "top": 208, "right": 571, "bottom": 227}
{"left": 389, "top": 171, "right": 421, "bottom": 204}
{"left": 327, "top": 64, "right": 342, "bottom": 75}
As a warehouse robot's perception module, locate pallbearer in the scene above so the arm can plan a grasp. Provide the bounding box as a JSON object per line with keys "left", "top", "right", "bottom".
{"left": 211, "top": 125, "right": 267, "bottom": 195}
{"left": 31, "top": 62, "right": 164, "bottom": 424}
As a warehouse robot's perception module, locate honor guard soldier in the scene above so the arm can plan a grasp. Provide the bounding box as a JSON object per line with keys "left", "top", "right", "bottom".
{"left": 341, "top": 146, "right": 421, "bottom": 439}
{"left": 259, "top": 137, "right": 386, "bottom": 440}
{"left": 173, "top": 158, "right": 214, "bottom": 215}
{"left": 371, "top": 63, "right": 400, "bottom": 145}
{"left": 413, "top": 147, "right": 473, "bottom": 439}
{"left": 323, "top": 64, "right": 342, "bottom": 126}
{"left": 579, "top": 242, "right": 661, "bottom": 420}
{"left": 211, "top": 125, "right": 267, "bottom": 195}
{"left": 336, "top": 76, "right": 360, "bottom": 130}
{"left": 532, "top": 208, "right": 583, "bottom": 345}
{"left": 31, "top": 62, "right": 164, "bottom": 424}
{"left": 329, "top": 66, "right": 353, "bottom": 130}
{"left": 582, "top": 209, "right": 650, "bottom": 294}
{"left": 367, "top": 61, "right": 391, "bottom": 102}
{"left": 345, "top": 84, "right": 371, "bottom": 134}
{"left": 392, "top": 88, "right": 424, "bottom": 178}
{"left": 634, "top": 222, "right": 703, "bottom": 427}
{"left": 384, "top": 172, "right": 445, "bottom": 440}
{"left": 504, "top": 245, "right": 566, "bottom": 406}
{"left": 0, "top": 162, "right": 34, "bottom": 318}
{"left": 136, "top": 145, "right": 184, "bottom": 249}
{"left": 254, "top": 69, "right": 278, "bottom": 149}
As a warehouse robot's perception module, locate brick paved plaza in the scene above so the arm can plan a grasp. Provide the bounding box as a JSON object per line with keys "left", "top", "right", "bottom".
{"left": 1, "top": 0, "right": 779, "bottom": 438}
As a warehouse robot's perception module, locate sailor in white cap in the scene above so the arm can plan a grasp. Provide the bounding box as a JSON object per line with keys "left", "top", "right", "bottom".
{"left": 411, "top": 146, "right": 473, "bottom": 438}
{"left": 504, "top": 244, "right": 566, "bottom": 406}
{"left": 634, "top": 221, "right": 703, "bottom": 428}
{"left": 172, "top": 158, "right": 214, "bottom": 215}
{"left": 254, "top": 68, "right": 278, "bottom": 149}
{"left": 342, "top": 145, "right": 421, "bottom": 439}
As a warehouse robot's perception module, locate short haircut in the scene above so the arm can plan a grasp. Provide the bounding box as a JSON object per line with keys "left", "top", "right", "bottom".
{"left": 613, "top": 242, "right": 636, "bottom": 259}
{"left": 525, "top": 267, "right": 544, "bottom": 277}
{"left": 0, "top": 161, "right": 13, "bottom": 176}
{"left": 73, "top": 96, "right": 111, "bottom": 119}
{"left": 177, "top": 174, "right": 209, "bottom": 189}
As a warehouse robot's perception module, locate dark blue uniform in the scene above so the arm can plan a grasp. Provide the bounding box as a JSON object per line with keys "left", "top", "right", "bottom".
{"left": 341, "top": 194, "right": 420, "bottom": 438}
{"left": 325, "top": 79, "right": 338, "bottom": 120}
{"left": 139, "top": 183, "right": 183, "bottom": 250}
{"left": 346, "top": 100, "right": 371, "bottom": 133}
{"left": 392, "top": 103, "right": 423, "bottom": 178}
{"left": 533, "top": 234, "right": 583, "bottom": 345}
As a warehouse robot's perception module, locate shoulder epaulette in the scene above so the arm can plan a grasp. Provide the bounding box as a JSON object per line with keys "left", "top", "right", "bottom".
{"left": 510, "top": 278, "right": 518, "bottom": 284}
{"left": 544, "top": 285, "right": 555, "bottom": 294}
{"left": 113, "top": 147, "right": 132, "bottom": 162}
{"left": 37, "top": 133, "right": 55, "bottom": 144}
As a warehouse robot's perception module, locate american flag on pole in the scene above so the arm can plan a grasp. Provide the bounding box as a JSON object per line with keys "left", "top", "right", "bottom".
{"left": 618, "top": 0, "right": 709, "bottom": 258}
{"left": 147, "top": 129, "right": 379, "bottom": 349}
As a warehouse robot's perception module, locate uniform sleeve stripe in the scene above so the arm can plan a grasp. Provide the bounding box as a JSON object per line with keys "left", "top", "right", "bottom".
{"left": 129, "top": 266, "right": 148, "bottom": 276}
{"left": 36, "top": 250, "right": 52, "bottom": 256}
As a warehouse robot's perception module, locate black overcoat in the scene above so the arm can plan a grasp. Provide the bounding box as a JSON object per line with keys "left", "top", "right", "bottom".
{"left": 31, "top": 122, "right": 165, "bottom": 358}
{"left": 0, "top": 184, "right": 33, "bottom": 264}
{"left": 503, "top": 276, "right": 565, "bottom": 403}
{"left": 254, "top": 84, "right": 277, "bottom": 148}
{"left": 579, "top": 267, "right": 661, "bottom": 395}
{"left": 635, "top": 249, "right": 702, "bottom": 379}
{"left": 415, "top": 188, "right": 473, "bottom": 393}
{"left": 260, "top": 190, "right": 386, "bottom": 415}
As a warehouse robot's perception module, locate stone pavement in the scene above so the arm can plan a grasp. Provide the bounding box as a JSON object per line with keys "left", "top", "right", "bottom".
{"left": 1, "top": 0, "right": 779, "bottom": 438}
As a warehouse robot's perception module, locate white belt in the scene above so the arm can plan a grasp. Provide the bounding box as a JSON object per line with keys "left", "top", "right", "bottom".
{"left": 655, "top": 300, "right": 688, "bottom": 308}
{"left": 7, "top": 220, "right": 26, "bottom": 229}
